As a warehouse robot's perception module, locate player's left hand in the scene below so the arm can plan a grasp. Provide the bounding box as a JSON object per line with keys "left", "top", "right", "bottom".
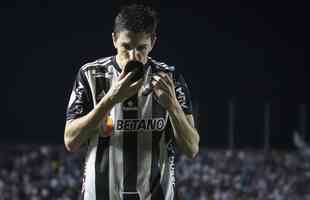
{"left": 151, "top": 72, "right": 178, "bottom": 111}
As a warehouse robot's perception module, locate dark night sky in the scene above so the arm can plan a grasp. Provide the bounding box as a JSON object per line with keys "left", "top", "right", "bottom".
{"left": 1, "top": 1, "right": 309, "bottom": 148}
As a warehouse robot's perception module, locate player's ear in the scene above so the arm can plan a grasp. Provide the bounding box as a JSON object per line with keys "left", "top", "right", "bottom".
{"left": 112, "top": 32, "right": 118, "bottom": 48}
{"left": 151, "top": 35, "right": 157, "bottom": 49}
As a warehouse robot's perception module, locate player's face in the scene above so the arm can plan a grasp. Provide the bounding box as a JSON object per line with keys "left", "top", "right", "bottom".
{"left": 112, "top": 30, "right": 156, "bottom": 68}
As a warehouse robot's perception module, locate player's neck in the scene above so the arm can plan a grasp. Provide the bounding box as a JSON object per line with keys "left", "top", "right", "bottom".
{"left": 115, "top": 55, "right": 124, "bottom": 70}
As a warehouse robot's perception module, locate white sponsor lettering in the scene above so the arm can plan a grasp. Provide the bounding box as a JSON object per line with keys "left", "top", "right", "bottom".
{"left": 168, "top": 142, "right": 176, "bottom": 187}
{"left": 176, "top": 87, "right": 188, "bottom": 109}
{"left": 169, "top": 156, "right": 176, "bottom": 187}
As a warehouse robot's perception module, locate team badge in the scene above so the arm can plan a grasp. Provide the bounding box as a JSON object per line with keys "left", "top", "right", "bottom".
{"left": 122, "top": 100, "right": 138, "bottom": 111}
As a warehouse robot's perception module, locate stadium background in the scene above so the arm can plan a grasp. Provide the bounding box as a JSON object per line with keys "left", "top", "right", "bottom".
{"left": 1, "top": 0, "right": 310, "bottom": 199}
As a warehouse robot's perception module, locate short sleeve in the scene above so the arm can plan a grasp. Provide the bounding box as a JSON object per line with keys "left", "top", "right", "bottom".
{"left": 66, "top": 69, "right": 93, "bottom": 121}
{"left": 173, "top": 72, "right": 193, "bottom": 115}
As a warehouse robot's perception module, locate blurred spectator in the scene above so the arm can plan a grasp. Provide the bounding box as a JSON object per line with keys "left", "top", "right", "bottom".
{"left": 0, "top": 144, "right": 310, "bottom": 199}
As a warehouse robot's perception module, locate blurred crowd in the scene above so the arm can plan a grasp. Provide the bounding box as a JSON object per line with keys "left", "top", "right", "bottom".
{"left": 0, "top": 145, "right": 310, "bottom": 200}
{"left": 0, "top": 144, "right": 82, "bottom": 200}
{"left": 177, "top": 149, "right": 310, "bottom": 200}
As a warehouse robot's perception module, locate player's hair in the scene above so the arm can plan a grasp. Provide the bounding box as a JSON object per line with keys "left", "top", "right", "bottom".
{"left": 113, "top": 4, "right": 158, "bottom": 40}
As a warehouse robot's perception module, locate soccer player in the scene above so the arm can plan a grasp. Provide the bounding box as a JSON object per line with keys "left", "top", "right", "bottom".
{"left": 64, "top": 4, "right": 200, "bottom": 200}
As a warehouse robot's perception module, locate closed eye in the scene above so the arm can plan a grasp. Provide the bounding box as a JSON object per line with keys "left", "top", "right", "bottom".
{"left": 122, "top": 43, "right": 131, "bottom": 50}
{"left": 137, "top": 45, "right": 147, "bottom": 51}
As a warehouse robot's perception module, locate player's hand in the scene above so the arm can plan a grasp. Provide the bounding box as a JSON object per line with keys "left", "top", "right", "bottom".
{"left": 151, "top": 72, "right": 178, "bottom": 111}
{"left": 108, "top": 67, "right": 143, "bottom": 104}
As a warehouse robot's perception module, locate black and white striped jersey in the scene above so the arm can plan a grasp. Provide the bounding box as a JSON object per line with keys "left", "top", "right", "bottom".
{"left": 66, "top": 56, "right": 193, "bottom": 200}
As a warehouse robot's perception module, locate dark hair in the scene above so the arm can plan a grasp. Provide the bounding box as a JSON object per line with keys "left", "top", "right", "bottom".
{"left": 113, "top": 4, "right": 158, "bottom": 39}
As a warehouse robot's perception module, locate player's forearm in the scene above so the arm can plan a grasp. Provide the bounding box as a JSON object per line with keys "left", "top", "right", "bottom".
{"left": 168, "top": 102, "right": 200, "bottom": 159}
{"left": 64, "top": 91, "right": 115, "bottom": 152}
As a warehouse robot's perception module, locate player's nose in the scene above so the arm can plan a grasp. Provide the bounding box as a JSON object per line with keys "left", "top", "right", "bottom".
{"left": 129, "top": 49, "right": 138, "bottom": 61}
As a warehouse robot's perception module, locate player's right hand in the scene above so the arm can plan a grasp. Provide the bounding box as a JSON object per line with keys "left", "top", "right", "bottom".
{"left": 107, "top": 67, "right": 144, "bottom": 104}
